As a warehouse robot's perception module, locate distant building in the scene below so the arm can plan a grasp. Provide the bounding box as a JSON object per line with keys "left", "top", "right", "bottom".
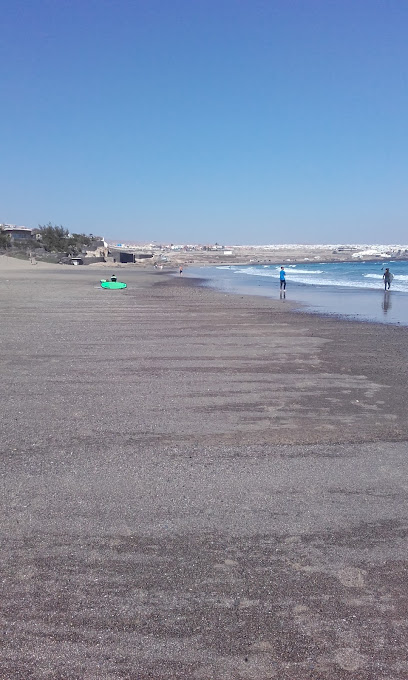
{"left": 119, "top": 252, "right": 135, "bottom": 263}
{"left": 85, "top": 239, "right": 108, "bottom": 259}
{"left": 119, "top": 251, "right": 154, "bottom": 263}
{"left": 1, "top": 224, "right": 33, "bottom": 241}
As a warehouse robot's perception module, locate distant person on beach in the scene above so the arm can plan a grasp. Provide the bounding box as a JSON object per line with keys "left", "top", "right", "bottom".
{"left": 383, "top": 268, "right": 392, "bottom": 290}
{"left": 279, "top": 266, "right": 286, "bottom": 290}
{"left": 111, "top": 274, "right": 117, "bottom": 282}
{"left": 179, "top": 266, "right": 183, "bottom": 276}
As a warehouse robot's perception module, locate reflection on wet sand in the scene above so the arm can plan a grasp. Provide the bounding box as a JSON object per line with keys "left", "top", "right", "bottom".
{"left": 279, "top": 290, "right": 286, "bottom": 301}
{"left": 382, "top": 291, "right": 392, "bottom": 315}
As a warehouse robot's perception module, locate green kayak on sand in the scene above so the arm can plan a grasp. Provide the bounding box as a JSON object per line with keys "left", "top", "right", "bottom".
{"left": 100, "top": 280, "right": 127, "bottom": 289}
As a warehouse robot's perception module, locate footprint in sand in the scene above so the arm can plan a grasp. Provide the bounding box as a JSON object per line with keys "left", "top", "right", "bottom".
{"left": 335, "top": 647, "right": 367, "bottom": 671}
{"left": 338, "top": 566, "right": 366, "bottom": 588}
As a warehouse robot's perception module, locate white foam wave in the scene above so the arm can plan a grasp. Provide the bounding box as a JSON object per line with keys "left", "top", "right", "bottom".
{"left": 271, "top": 265, "right": 325, "bottom": 274}
{"left": 235, "top": 266, "right": 323, "bottom": 276}
{"left": 231, "top": 267, "right": 408, "bottom": 292}
{"left": 287, "top": 269, "right": 324, "bottom": 274}
{"left": 284, "top": 276, "right": 408, "bottom": 292}
{"left": 364, "top": 273, "right": 408, "bottom": 282}
{"left": 233, "top": 267, "right": 267, "bottom": 276}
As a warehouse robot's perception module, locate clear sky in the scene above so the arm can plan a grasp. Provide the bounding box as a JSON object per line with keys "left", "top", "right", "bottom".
{"left": 1, "top": 0, "right": 407, "bottom": 244}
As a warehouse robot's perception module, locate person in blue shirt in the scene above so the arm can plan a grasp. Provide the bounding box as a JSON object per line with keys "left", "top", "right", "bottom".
{"left": 383, "top": 268, "right": 392, "bottom": 290}
{"left": 279, "top": 266, "right": 286, "bottom": 290}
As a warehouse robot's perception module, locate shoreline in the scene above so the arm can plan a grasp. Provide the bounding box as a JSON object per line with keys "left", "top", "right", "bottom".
{"left": 2, "top": 252, "right": 407, "bottom": 326}
{"left": 179, "top": 256, "right": 408, "bottom": 267}
{"left": 183, "top": 263, "right": 408, "bottom": 327}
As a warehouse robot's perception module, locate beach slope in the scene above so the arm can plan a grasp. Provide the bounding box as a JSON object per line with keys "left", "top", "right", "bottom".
{"left": 1, "top": 259, "right": 407, "bottom": 679}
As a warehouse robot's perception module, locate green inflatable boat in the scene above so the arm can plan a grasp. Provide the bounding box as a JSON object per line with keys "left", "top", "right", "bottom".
{"left": 100, "top": 280, "right": 127, "bottom": 289}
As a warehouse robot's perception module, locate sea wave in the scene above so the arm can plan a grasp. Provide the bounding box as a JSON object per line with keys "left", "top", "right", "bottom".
{"left": 364, "top": 273, "right": 408, "bottom": 282}
{"left": 281, "top": 276, "right": 408, "bottom": 292}
{"left": 286, "top": 269, "right": 324, "bottom": 274}
{"left": 271, "top": 266, "right": 324, "bottom": 274}
{"left": 231, "top": 267, "right": 408, "bottom": 292}
{"left": 234, "top": 267, "right": 324, "bottom": 277}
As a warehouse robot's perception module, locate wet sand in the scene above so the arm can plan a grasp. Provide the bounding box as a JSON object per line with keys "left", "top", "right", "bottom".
{"left": 1, "top": 260, "right": 408, "bottom": 679}
{"left": 185, "top": 265, "right": 408, "bottom": 326}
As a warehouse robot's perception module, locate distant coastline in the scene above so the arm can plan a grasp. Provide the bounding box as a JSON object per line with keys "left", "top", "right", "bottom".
{"left": 3, "top": 242, "right": 408, "bottom": 272}
{"left": 104, "top": 242, "right": 408, "bottom": 270}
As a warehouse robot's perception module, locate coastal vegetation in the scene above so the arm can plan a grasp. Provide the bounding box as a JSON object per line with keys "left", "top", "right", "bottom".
{"left": 0, "top": 223, "right": 102, "bottom": 262}
{"left": 0, "top": 227, "right": 11, "bottom": 249}
{"left": 36, "top": 223, "right": 100, "bottom": 256}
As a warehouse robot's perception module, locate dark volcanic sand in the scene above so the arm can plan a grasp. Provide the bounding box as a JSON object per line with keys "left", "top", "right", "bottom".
{"left": 1, "top": 264, "right": 408, "bottom": 679}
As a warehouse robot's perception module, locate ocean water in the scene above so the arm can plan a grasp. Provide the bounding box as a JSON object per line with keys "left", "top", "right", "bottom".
{"left": 186, "top": 260, "right": 408, "bottom": 325}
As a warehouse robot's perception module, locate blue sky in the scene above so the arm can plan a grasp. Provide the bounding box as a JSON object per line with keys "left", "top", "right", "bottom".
{"left": 1, "top": 0, "right": 407, "bottom": 244}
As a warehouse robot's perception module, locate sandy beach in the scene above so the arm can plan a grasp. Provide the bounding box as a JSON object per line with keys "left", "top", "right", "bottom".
{"left": 1, "top": 256, "right": 408, "bottom": 679}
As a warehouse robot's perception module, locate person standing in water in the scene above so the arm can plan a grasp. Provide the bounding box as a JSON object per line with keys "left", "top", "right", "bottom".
{"left": 279, "top": 266, "right": 286, "bottom": 290}
{"left": 383, "top": 268, "right": 392, "bottom": 290}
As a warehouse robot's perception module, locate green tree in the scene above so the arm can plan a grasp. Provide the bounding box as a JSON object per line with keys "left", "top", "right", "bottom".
{"left": 68, "top": 233, "right": 93, "bottom": 255}
{"left": 0, "top": 228, "right": 11, "bottom": 249}
{"left": 37, "top": 223, "right": 69, "bottom": 252}
{"left": 37, "top": 224, "right": 100, "bottom": 254}
{"left": 71, "top": 233, "right": 92, "bottom": 246}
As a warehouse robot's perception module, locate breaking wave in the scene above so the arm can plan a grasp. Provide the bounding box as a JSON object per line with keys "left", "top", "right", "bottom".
{"left": 227, "top": 265, "right": 408, "bottom": 292}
